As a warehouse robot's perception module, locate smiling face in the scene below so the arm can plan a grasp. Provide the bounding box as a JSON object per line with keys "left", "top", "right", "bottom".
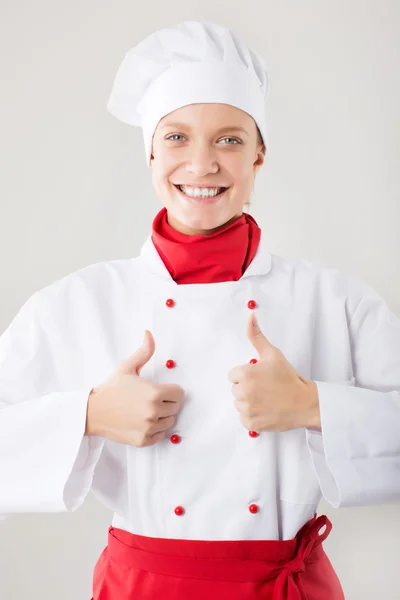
{"left": 150, "top": 103, "right": 266, "bottom": 235}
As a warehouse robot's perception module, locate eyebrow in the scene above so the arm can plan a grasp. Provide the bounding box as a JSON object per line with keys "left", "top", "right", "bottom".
{"left": 160, "top": 122, "right": 249, "bottom": 136}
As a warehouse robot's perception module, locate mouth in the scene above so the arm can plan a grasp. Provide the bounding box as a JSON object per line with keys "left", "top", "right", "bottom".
{"left": 173, "top": 184, "right": 229, "bottom": 204}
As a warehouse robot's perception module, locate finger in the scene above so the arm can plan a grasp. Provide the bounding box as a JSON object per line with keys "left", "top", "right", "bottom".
{"left": 148, "top": 415, "right": 176, "bottom": 435}
{"left": 155, "top": 398, "right": 182, "bottom": 418}
{"left": 228, "top": 365, "right": 246, "bottom": 384}
{"left": 141, "top": 431, "right": 166, "bottom": 447}
{"left": 156, "top": 382, "right": 185, "bottom": 402}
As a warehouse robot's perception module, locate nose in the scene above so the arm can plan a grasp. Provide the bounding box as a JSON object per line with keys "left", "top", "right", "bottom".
{"left": 185, "top": 143, "right": 219, "bottom": 177}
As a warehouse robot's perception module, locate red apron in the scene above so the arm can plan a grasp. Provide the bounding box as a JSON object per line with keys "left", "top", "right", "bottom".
{"left": 91, "top": 513, "right": 345, "bottom": 600}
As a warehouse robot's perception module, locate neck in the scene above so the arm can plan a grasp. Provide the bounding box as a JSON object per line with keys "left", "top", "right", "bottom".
{"left": 150, "top": 206, "right": 262, "bottom": 284}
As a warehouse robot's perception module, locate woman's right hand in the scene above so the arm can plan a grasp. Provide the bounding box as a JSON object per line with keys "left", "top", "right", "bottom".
{"left": 85, "top": 330, "right": 185, "bottom": 447}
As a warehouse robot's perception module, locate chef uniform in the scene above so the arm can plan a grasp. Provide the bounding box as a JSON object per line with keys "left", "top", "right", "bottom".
{"left": 1, "top": 19, "right": 400, "bottom": 600}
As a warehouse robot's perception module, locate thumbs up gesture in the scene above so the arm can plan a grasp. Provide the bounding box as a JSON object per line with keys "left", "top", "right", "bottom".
{"left": 85, "top": 330, "right": 185, "bottom": 447}
{"left": 228, "top": 312, "right": 320, "bottom": 433}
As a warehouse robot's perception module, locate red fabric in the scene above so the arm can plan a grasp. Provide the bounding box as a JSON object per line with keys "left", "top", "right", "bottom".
{"left": 151, "top": 207, "right": 262, "bottom": 284}
{"left": 91, "top": 514, "right": 345, "bottom": 599}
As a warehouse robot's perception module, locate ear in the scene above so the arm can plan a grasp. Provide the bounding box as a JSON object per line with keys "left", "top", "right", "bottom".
{"left": 253, "top": 149, "right": 265, "bottom": 176}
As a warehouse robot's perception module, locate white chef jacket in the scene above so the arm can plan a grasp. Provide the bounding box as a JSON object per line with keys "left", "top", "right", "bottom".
{"left": 1, "top": 232, "right": 399, "bottom": 541}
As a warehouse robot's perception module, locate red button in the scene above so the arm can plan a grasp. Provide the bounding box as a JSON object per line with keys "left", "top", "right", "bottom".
{"left": 170, "top": 434, "right": 181, "bottom": 444}
{"left": 249, "top": 504, "right": 259, "bottom": 514}
{"left": 165, "top": 359, "right": 176, "bottom": 369}
{"left": 166, "top": 298, "right": 175, "bottom": 307}
{"left": 247, "top": 300, "right": 257, "bottom": 309}
{"left": 174, "top": 506, "right": 185, "bottom": 516}
{"left": 249, "top": 431, "right": 259, "bottom": 438}
{"left": 249, "top": 358, "right": 258, "bottom": 364}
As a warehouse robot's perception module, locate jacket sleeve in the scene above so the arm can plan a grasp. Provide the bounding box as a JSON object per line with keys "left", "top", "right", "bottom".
{"left": 306, "top": 284, "right": 400, "bottom": 508}
{"left": 0, "top": 291, "right": 105, "bottom": 516}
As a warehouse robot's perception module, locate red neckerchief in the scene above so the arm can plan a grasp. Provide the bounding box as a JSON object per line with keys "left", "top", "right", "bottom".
{"left": 151, "top": 207, "right": 262, "bottom": 284}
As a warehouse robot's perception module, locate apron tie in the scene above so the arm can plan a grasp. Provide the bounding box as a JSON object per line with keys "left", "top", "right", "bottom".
{"left": 273, "top": 514, "right": 332, "bottom": 600}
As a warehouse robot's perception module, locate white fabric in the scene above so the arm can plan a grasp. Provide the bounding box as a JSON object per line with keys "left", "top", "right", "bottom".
{"left": 1, "top": 233, "right": 400, "bottom": 539}
{"left": 106, "top": 20, "right": 269, "bottom": 167}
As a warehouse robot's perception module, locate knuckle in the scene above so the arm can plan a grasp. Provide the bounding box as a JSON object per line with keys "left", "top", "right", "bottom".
{"left": 152, "top": 388, "right": 163, "bottom": 402}
{"left": 145, "top": 405, "right": 159, "bottom": 421}
{"left": 172, "top": 402, "right": 181, "bottom": 415}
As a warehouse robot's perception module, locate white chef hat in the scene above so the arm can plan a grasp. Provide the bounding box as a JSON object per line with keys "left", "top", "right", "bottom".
{"left": 106, "top": 20, "right": 269, "bottom": 167}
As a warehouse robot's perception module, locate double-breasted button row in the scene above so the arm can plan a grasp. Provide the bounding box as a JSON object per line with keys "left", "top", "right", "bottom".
{"left": 165, "top": 356, "right": 258, "bottom": 369}
{"left": 165, "top": 296, "right": 260, "bottom": 516}
{"left": 166, "top": 298, "right": 258, "bottom": 310}
{"left": 174, "top": 503, "right": 260, "bottom": 516}
{"left": 170, "top": 431, "right": 259, "bottom": 443}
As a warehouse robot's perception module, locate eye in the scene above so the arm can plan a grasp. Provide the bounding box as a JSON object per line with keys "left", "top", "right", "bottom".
{"left": 219, "top": 137, "right": 241, "bottom": 144}
{"left": 166, "top": 134, "right": 185, "bottom": 141}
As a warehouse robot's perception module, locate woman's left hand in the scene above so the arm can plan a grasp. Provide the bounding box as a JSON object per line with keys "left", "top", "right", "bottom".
{"left": 228, "top": 312, "right": 320, "bottom": 433}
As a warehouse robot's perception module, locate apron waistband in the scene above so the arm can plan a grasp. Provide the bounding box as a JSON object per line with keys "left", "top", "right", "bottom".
{"left": 107, "top": 514, "right": 332, "bottom": 595}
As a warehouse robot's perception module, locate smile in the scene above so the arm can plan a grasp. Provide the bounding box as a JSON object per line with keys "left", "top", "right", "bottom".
{"left": 173, "top": 184, "right": 229, "bottom": 204}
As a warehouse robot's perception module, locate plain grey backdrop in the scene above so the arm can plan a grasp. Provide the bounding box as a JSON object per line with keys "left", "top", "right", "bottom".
{"left": 0, "top": 1, "right": 399, "bottom": 599}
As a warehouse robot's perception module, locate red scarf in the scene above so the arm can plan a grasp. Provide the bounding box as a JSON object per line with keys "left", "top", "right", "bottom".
{"left": 151, "top": 207, "right": 262, "bottom": 284}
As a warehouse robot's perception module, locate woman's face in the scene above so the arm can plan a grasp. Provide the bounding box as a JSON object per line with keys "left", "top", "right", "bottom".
{"left": 150, "top": 103, "right": 266, "bottom": 235}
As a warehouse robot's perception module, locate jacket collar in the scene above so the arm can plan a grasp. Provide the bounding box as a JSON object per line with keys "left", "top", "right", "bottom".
{"left": 138, "top": 231, "right": 272, "bottom": 282}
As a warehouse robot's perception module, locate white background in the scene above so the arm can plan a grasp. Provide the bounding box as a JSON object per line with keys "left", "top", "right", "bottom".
{"left": 0, "top": 1, "right": 399, "bottom": 598}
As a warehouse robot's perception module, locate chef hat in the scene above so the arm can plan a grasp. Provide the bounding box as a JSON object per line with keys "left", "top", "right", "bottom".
{"left": 106, "top": 20, "right": 269, "bottom": 167}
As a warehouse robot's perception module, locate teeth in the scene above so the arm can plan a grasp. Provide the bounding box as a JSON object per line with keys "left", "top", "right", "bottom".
{"left": 178, "top": 185, "right": 224, "bottom": 198}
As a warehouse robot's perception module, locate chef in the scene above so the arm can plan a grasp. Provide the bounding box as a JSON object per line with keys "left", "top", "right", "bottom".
{"left": 0, "top": 18, "right": 399, "bottom": 600}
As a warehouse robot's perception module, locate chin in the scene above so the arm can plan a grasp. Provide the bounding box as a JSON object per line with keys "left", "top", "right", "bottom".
{"left": 176, "top": 212, "right": 237, "bottom": 235}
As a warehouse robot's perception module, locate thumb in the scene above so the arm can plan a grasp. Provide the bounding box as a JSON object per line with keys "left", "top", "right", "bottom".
{"left": 116, "top": 330, "right": 156, "bottom": 377}
{"left": 246, "top": 312, "right": 276, "bottom": 359}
